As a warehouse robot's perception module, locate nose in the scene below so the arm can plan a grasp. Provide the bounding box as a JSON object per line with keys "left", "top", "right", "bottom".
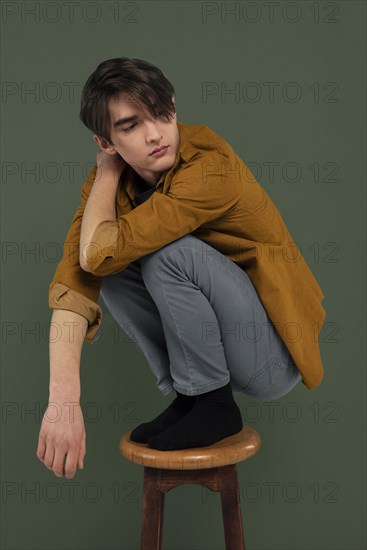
{"left": 145, "top": 118, "right": 162, "bottom": 142}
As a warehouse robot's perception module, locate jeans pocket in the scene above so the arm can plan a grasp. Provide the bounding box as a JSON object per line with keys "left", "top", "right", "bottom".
{"left": 241, "top": 357, "right": 290, "bottom": 398}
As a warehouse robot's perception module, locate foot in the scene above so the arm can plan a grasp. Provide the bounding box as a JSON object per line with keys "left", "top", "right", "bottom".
{"left": 147, "top": 384, "right": 243, "bottom": 451}
{"left": 129, "top": 392, "right": 196, "bottom": 443}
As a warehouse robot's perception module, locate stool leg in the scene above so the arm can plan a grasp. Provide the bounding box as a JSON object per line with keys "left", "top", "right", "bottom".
{"left": 218, "top": 465, "right": 246, "bottom": 550}
{"left": 141, "top": 467, "right": 165, "bottom": 550}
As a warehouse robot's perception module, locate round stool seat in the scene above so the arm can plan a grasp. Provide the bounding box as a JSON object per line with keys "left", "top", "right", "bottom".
{"left": 120, "top": 426, "right": 261, "bottom": 470}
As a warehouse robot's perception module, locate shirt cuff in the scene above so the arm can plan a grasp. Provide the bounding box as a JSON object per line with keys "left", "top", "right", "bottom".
{"left": 48, "top": 282, "right": 102, "bottom": 343}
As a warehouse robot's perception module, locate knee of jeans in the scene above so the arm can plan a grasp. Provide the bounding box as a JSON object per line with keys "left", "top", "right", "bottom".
{"left": 140, "top": 234, "right": 200, "bottom": 277}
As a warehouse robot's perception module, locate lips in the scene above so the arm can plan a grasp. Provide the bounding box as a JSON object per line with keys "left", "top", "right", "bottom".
{"left": 150, "top": 146, "right": 168, "bottom": 155}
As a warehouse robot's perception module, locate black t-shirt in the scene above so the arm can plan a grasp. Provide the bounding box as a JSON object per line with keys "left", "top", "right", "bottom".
{"left": 134, "top": 177, "right": 156, "bottom": 206}
{"left": 135, "top": 186, "right": 155, "bottom": 205}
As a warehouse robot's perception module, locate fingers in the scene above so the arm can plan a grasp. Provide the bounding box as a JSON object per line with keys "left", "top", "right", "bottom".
{"left": 36, "top": 437, "right": 46, "bottom": 461}
{"left": 77, "top": 433, "right": 86, "bottom": 469}
{"left": 37, "top": 438, "right": 85, "bottom": 479}
{"left": 42, "top": 444, "right": 56, "bottom": 473}
{"left": 64, "top": 448, "right": 80, "bottom": 480}
{"left": 51, "top": 448, "right": 68, "bottom": 478}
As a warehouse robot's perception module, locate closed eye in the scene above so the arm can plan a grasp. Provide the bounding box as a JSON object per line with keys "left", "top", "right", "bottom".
{"left": 122, "top": 112, "right": 164, "bottom": 132}
{"left": 123, "top": 123, "right": 137, "bottom": 132}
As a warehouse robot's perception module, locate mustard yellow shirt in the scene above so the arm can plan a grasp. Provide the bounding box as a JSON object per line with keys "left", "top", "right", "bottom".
{"left": 49, "top": 121, "right": 327, "bottom": 390}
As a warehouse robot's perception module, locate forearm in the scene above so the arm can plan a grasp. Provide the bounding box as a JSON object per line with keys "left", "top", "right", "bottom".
{"left": 49, "top": 309, "right": 87, "bottom": 402}
{"left": 79, "top": 167, "right": 119, "bottom": 268}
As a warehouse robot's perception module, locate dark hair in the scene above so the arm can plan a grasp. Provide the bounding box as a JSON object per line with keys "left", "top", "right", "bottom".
{"left": 79, "top": 57, "right": 176, "bottom": 144}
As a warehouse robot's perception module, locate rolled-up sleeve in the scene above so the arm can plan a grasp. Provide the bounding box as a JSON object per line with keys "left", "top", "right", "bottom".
{"left": 48, "top": 282, "right": 102, "bottom": 342}
{"left": 83, "top": 152, "right": 240, "bottom": 277}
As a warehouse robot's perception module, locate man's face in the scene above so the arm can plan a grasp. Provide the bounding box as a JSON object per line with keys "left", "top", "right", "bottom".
{"left": 95, "top": 92, "right": 179, "bottom": 186}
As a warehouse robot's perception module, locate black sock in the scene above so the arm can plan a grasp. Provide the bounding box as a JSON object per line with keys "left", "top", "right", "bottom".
{"left": 129, "top": 390, "right": 196, "bottom": 443}
{"left": 147, "top": 381, "right": 243, "bottom": 451}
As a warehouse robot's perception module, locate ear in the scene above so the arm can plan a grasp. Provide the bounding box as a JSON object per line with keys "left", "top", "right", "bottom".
{"left": 93, "top": 134, "right": 117, "bottom": 155}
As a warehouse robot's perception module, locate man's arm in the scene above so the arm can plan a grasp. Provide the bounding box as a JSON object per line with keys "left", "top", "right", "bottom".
{"left": 39, "top": 161, "right": 129, "bottom": 479}
{"left": 80, "top": 153, "right": 126, "bottom": 272}
{"left": 37, "top": 308, "right": 88, "bottom": 480}
{"left": 48, "top": 308, "right": 87, "bottom": 400}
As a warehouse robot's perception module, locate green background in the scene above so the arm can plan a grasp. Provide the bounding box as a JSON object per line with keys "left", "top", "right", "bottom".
{"left": 1, "top": 1, "right": 366, "bottom": 549}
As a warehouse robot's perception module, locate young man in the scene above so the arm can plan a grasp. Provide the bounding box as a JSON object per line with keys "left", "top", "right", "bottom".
{"left": 37, "top": 58, "right": 326, "bottom": 477}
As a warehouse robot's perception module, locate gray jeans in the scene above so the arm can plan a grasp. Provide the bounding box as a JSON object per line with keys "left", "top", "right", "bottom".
{"left": 100, "top": 234, "right": 301, "bottom": 400}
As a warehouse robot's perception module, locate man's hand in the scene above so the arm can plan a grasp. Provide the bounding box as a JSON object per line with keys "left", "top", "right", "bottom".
{"left": 36, "top": 400, "right": 86, "bottom": 479}
{"left": 95, "top": 148, "right": 126, "bottom": 184}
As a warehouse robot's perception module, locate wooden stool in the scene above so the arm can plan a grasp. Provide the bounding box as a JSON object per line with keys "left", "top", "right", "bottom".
{"left": 119, "top": 427, "right": 261, "bottom": 549}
